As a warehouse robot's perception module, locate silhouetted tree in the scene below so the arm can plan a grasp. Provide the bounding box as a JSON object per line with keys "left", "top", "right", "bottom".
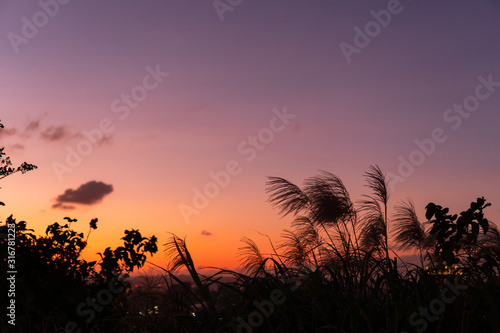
{"left": 0, "top": 120, "right": 37, "bottom": 205}
{"left": 0, "top": 120, "right": 158, "bottom": 331}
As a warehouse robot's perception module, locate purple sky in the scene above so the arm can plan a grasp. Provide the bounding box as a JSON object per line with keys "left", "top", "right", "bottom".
{"left": 1, "top": 0, "right": 499, "bottom": 268}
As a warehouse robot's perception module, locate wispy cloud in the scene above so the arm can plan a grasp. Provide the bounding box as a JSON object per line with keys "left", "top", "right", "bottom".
{"left": 5, "top": 115, "right": 112, "bottom": 145}
{"left": 40, "top": 125, "right": 69, "bottom": 141}
{"left": 25, "top": 120, "right": 40, "bottom": 133}
{"left": 8, "top": 143, "right": 24, "bottom": 151}
{"left": 0, "top": 128, "right": 17, "bottom": 140}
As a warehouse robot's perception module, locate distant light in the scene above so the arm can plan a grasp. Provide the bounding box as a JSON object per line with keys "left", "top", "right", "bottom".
{"left": 158, "top": 284, "right": 161, "bottom": 286}
{"left": 135, "top": 284, "right": 138, "bottom": 288}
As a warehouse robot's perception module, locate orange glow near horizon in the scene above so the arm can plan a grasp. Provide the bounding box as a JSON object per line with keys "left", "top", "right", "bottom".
{"left": 1, "top": 1, "right": 499, "bottom": 273}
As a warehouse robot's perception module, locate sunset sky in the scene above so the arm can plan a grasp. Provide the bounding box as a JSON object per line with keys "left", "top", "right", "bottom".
{"left": 1, "top": 0, "right": 499, "bottom": 271}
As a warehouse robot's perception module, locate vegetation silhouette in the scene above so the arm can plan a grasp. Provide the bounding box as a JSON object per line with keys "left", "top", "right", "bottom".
{"left": 147, "top": 169, "right": 500, "bottom": 332}
{"left": 0, "top": 121, "right": 158, "bottom": 332}
{"left": 1, "top": 119, "right": 500, "bottom": 332}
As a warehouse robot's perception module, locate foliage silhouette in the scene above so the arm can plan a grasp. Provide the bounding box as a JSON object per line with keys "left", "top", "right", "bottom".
{"left": 0, "top": 215, "right": 158, "bottom": 332}
{"left": 358, "top": 165, "right": 390, "bottom": 260}
{"left": 1, "top": 121, "right": 499, "bottom": 333}
{"left": 0, "top": 120, "right": 37, "bottom": 207}
{"left": 0, "top": 121, "right": 158, "bottom": 332}
{"left": 427, "top": 197, "right": 491, "bottom": 267}
{"left": 142, "top": 167, "right": 499, "bottom": 332}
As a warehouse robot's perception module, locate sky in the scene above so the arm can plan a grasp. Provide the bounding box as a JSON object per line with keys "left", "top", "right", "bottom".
{"left": 1, "top": 0, "right": 499, "bottom": 271}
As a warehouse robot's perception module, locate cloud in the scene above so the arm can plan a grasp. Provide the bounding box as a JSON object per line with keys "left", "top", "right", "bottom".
{"left": 96, "top": 135, "right": 113, "bottom": 146}
{"left": 8, "top": 143, "right": 24, "bottom": 151}
{"left": 52, "top": 203, "right": 76, "bottom": 210}
{"left": 25, "top": 120, "right": 40, "bottom": 133}
{"left": 40, "top": 125, "right": 69, "bottom": 141}
{"left": 52, "top": 181, "right": 113, "bottom": 209}
{"left": 201, "top": 230, "right": 212, "bottom": 236}
{"left": 0, "top": 128, "right": 17, "bottom": 140}
{"left": 19, "top": 119, "right": 43, "bottom": 139}
{"left": 78, "top": 134, "right": 113, "bottom": 146}
{"left": 1, "top": 116, "right": 67, "bottom": 141}
{"left": 3, "top": 116, "right": 113, "bottom": 145}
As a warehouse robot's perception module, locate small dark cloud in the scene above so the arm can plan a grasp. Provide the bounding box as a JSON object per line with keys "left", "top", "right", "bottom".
{"left": 0, "top": 128, "right": 17, "bottom": 140}
{"left": 99, "top": 135, "right": 113, "bottom": 145}
{"left": 201, "top": 230, "right": 212, "bottom": 236}
{"left": 8, "top": 143, "right": 24, "bottom": 151}
{"left": 41, "top": 125, "right": 68, "bottom": 141}
{"left": 19, "top": 119, "right": 43, "bottom": 139}
{"left": 52, "top": 181, "right": 113, "bottom": 209}
{"left": 52, "top": 203, "right": 76, "bottom": 210}
{"left": 3, "top": 116, "right": 109, "bottom": 146}
{"left": 25, "top": 120, "right": 40, "bottom": 132}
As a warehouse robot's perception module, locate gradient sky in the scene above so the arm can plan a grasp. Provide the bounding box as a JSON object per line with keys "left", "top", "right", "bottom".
{"left": 1, "top": 0, "right": 499, "bottom": 271}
